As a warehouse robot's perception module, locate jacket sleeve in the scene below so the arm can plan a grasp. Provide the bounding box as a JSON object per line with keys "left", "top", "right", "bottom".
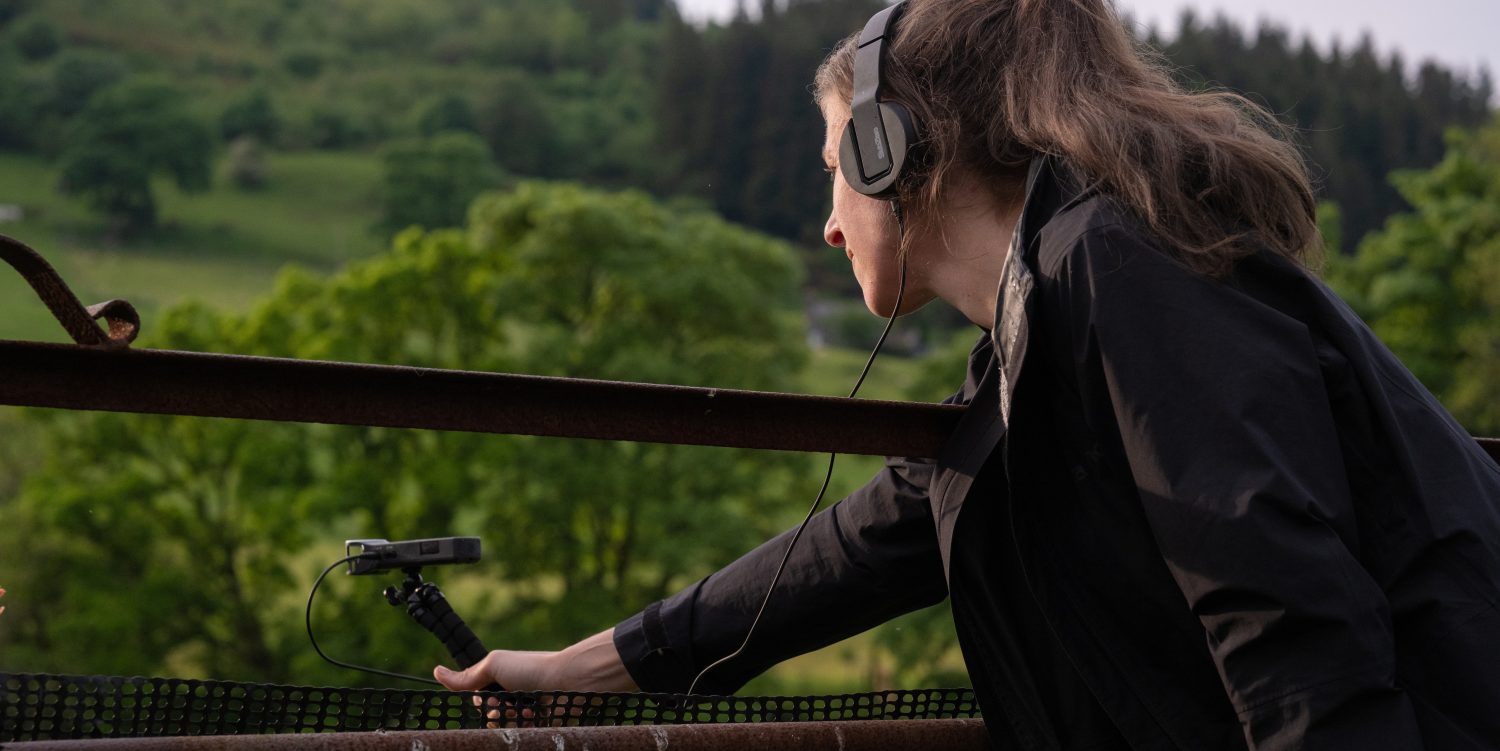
{"left": 613, "top": 455, "right": 948, "bottom": 694}
{"left": 1053, "top": 225, "right": 1424, "bottom": 749}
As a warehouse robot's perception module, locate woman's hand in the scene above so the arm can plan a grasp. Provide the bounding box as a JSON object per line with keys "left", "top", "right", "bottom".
{"left": 433, "top": 627, "right": 638, "bottom": 727}
{"left": 433, "top": 627, "right": 639, "bottom": 693}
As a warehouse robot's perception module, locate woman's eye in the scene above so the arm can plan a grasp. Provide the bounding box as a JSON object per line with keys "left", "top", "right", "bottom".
{"left": 823, "top": 166, "right": 837, "bottom": 182}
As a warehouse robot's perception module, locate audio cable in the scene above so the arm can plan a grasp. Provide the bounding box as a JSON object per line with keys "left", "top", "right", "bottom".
{"left": 687, "top": 202, "right": 909, "bottom": 695}
{"left": 306, "top": 553, "right": 443, "bottom": 686}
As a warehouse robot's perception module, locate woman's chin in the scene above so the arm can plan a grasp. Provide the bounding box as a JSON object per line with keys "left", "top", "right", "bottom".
{"left": 863, "top": 293, "right": 920, "bottom": 320}
{"left": 861, "top": 293, "right": 893, "bottom": 319}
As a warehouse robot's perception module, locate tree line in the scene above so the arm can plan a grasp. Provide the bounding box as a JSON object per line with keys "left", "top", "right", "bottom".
{"left": 1150, "top": 12, "right": 1494, "bottom": 252}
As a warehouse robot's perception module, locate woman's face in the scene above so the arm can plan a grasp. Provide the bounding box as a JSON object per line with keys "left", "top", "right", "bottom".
{"left": 820, "top": 99, "right": 928, "bottom": 318}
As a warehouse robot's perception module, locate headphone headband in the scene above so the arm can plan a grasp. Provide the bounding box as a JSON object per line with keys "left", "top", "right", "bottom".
{"left": 850, "top": 2, "right": 904, "bottom": 180}
{"left": 840, "top": 1, "right": 915, "bottom": 198}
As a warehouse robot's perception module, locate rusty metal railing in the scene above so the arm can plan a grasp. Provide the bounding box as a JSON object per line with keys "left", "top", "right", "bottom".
{"left": 3, "top": 232, "right": 1494, "bottom": 462}
{"left": 0, "top": 340, "right": 963, "bottom": 458}
{"left": 0, "top": 233, "right": 961, "bottom": 458}
{"left": 2, "top": 719, "right": 992, "bottom": 750}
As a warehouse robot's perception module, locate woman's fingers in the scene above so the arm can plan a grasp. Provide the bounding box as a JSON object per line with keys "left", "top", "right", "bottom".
{"left": 434, "top": 649, "right": 562, "bottom": 728}
{"left": 473, "top": 692, "right": 546, "bottom": 729}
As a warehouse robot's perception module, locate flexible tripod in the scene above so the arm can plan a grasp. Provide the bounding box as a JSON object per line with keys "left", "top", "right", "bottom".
{"left": 384, "top": 568, "right": 503, "bottom": 692}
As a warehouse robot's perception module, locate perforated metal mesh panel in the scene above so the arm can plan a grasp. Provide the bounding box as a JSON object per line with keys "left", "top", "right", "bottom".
{"left": 0, "top": 673, "right": 980, "bottom": 741}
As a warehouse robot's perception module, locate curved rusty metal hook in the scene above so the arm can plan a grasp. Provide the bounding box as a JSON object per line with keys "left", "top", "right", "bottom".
{"left": 0, "top": 233, "right": 139, "bottom": 347}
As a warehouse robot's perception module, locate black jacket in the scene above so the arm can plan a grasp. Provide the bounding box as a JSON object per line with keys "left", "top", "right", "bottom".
{"left": 614, "top": 158, "right": 1500, "bottom": 749}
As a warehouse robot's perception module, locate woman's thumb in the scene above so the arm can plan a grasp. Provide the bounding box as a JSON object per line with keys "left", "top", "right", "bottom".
{"left": 433, "top": 658, "right": 490, "bottom": 690}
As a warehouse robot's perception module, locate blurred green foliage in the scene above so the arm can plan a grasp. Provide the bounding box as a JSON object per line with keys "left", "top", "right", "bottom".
{"left": 415, "top": 94, "right": 477, "bottom": 138}
{"left": 224, "top": 135, "right": 269, "bottom": 190}
{"left": 0, "top": 182, "right": 816, "bottom": 684}
{"left": 220, "top": 88, "right": 281, "bottom": 144}
{"left": 7, "top": 14, "right": 57, "bottom": 60}
{"left": 379, "top": 131, "right": 499, "bottom": 232}
{"left": 56, "top": 77, "right": 213, "bottom": 232}
{"left": 1327, "top": 115, "right": 1500, "bottom": 435}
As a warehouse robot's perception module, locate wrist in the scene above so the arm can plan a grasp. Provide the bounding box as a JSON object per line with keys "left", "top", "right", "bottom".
{"left": 553, "top": 627, "right": 638, "bottom": 692}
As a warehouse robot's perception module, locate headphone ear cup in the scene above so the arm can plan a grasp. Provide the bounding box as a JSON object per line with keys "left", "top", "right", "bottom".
{"left": 837, "top": 119, "right": 864, "bottom": 191}
{"left": 881, "top": 100, "right": 916, "bottom": 184}
{"left": 838, "top": 102, "right": 917, "bottom": 198}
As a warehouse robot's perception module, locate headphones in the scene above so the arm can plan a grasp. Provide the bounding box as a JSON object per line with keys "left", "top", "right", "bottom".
{"left": 839, "top": 0, "right": 916, "bottom": 198}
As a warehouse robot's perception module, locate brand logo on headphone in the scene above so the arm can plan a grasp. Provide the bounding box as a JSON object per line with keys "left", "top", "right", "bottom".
{"left": 872, "top": 126, "right": 886, "bottom": 161}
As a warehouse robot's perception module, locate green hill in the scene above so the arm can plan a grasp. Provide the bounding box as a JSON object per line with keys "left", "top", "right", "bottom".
{"left": 0, "top": 149, "right": 382, "bottom": 342}
{"left": 1, "top": 0, "right": 1492, "bottom": 345}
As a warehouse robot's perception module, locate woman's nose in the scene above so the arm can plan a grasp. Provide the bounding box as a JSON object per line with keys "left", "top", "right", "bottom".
{"left": 824, "top": 213, "right": 844, "bottom": 248}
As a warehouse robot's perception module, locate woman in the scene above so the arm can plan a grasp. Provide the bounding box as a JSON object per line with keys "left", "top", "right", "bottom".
{"left": 436, "top": 1, "right": 1500, "bottom": 748}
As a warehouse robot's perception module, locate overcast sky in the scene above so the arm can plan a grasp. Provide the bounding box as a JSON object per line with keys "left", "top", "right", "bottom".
{"left": 676, "top": 0, "right": 1497, "bottom": 84}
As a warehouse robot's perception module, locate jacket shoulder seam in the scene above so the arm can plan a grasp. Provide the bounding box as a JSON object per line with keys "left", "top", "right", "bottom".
{"left": 1036, "top": 220, "right": 1131, "bottom": 279}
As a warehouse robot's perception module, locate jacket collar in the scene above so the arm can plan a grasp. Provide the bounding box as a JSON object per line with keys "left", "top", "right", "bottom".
{"left": 931, "top": 156, "right": 1097, "bottom": 577}
{"left": 990, "top": 155, "right": 1092, "bottom": 422}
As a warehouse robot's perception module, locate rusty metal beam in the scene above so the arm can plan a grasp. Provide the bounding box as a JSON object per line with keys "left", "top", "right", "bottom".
{"left": 3, "top": 233, "right": 1496, "bottom": 462}
{"left": 2, "top": 341, "right": 1496, "bottom": 463}
{"left": 3, "top": 719, "right": 991, "bottom": 751}
{"left": 0, "top": 340, "right": 965, "bottom": 459}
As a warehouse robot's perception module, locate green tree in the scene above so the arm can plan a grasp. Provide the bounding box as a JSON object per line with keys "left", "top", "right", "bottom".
{"left": 380, "top": 131, "right": 500, "bottom": 231}
{"left": 460, "top": 183, "right": 812, "bottom": 638}
{"left": 0, "top": 182, "right": 812, "bottom": 684}
{"left": 8, "top": 15, "right": 57, "bottom": 60}
{"left": 279, "top": 45, "right": 326, "bottom": 80}
{"left": 474, "top": 70, "right": 556, "bottom": 177}
{"left": 0, "top": 0, "right": 33, "bottom": 28}
{"left": 48, "top": 49, "right": 127, "bottom": 118}
{"left": 0, "top": 51, "right": 46, "bottom": 149}
{"left": 416, "top": 93, "right": 476, "bottom": 137}
{"left": 219, "top": 87, "right": 279, "bottom": 143}
{"left": 1327, "top": 115, "right": 1500, "bottom": 434}
{"left": 57, "top": 78, "right": 212, "bottom": 231}
{"left": 302, "top": 103, "right": 371, "bottom": 149}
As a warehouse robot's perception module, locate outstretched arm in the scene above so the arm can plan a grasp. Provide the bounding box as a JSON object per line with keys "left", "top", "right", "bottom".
{"left": 434, "top": 626, "right": 637, "bottom": 693}
{"left": 436, "top": 454, "right": 951, "bottom": 696}
{"left": 611, "top": 456, "right": 949, "bottom": 694}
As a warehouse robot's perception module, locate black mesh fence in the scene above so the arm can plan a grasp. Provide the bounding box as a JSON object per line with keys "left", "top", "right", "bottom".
{"left": 0, "top": 673, "right": 980, "bottom": 741}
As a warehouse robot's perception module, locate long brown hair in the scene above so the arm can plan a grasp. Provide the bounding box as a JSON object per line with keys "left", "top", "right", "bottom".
{"left": 815, "top": 0, "right": 1321, "bottom": 274}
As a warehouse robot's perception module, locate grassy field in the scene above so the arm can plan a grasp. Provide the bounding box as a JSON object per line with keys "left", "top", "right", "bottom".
{"left": 799, "top": 344, "right": 931, "bottom": 402}
{"left": 0, "top": 149, "right": 384, "bottom": 343}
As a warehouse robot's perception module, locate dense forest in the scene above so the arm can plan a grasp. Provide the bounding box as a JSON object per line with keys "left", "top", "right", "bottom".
{"left": 1, "top": 0, "right": 1497, "bottom": 694}
{"left": 1151, "top": 14, "right": 1494, "bottom": 253}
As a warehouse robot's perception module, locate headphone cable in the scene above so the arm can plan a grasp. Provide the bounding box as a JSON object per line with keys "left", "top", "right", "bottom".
{"left": 687, "top": 203, "right": 909, "bottom": 695}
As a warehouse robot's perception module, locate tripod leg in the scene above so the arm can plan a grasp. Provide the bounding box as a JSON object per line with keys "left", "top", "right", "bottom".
{"left": 407, "top": 582, "right": 504, "bottom": 692}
